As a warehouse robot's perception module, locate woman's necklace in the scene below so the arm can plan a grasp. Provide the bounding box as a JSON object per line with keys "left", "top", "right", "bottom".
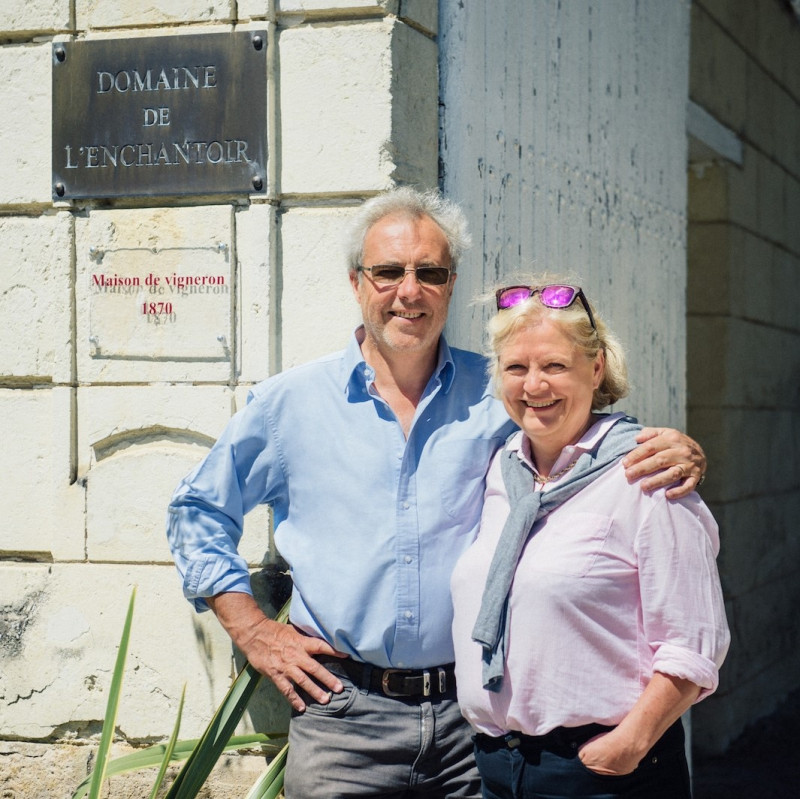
{"left": 532, "top": 458, "right": 578, "bottom": 485}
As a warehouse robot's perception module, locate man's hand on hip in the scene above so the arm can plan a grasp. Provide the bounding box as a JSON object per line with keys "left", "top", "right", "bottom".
{"left": 207, "top": 591, "right": 345, "bottom": 712}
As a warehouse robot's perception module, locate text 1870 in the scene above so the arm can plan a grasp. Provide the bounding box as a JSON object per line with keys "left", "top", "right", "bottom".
{"left": 142, "top": 302, "right": 174, "bottom": 315}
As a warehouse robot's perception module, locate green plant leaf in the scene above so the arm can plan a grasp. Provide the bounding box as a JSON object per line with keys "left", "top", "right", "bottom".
{"left": 71, "top": 734, "right": 285, "bottom": 799}
{"left": 72, "top": 595, "right": 292, "bottom": 799}
{"left": 164, "top": 598, "right": 292, "bottom": 798}
{"left": 85, "top": 586, "right": 137, "bottom": 799}
{"left": 164, "top": 662, "right": 263, "bottom": 799}
{"left": 274, "top": 598, "right": 290, "bottom": 625}
{"left": 149, "top": 683, "right": 186, "bottom": 799}
{"left": 242, "top": 743, "right": 288, "bottom": 799}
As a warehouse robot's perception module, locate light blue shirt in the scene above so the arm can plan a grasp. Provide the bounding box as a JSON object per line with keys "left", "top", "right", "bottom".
{"left": 167, "top": 329, "right": 515, "bottom": 668}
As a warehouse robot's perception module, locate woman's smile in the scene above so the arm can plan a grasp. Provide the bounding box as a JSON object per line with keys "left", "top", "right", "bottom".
{"left": 499, "top": 319, "right": 604, "bottom": 474}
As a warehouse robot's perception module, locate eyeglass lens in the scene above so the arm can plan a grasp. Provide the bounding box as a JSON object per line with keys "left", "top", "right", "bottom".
{"left": 538, "top": 285, "right": 578, "bottom": 308}
{"left": 497, "top": 286, "right": 539, "bottom": 309}
{"left": 369, "top": 265, "right": 451, "bottom": 285}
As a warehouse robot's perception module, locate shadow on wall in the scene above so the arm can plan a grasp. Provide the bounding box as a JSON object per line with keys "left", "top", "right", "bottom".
{"left": 232, "top": 564, "right": 294, "bottom": 736}
{"left": 692, "top": 685, "right": 800, "bottom": 799}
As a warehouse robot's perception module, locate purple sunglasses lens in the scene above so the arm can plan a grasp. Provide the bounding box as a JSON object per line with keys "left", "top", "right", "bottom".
{"left": 498, "top": 287, "right": 535, "bottom": 309}
{"left": 538, "top": 285, "right": 577, "bottom": 308}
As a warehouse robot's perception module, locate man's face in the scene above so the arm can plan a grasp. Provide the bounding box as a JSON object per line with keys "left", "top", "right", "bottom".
{"left": 350, "top": 213, "right": 456, "bottom": 360}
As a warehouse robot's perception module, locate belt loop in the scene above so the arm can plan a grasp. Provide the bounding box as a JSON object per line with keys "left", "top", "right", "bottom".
{"left": 360, "top": 662, "right": 373, "bottom": 694}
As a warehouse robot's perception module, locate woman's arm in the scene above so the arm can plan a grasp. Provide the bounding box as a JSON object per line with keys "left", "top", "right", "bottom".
{"left": 579, "top": 488, "right": 728, "bottom": 776}
{"left": 578, "top": 672, "right": 700, "bottom": 776}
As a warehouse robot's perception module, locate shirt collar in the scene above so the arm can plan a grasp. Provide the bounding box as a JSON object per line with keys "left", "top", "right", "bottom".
{"left": 506, "top": 411, "right": 628, "bottom": 472}
{"left": 342, "top": 325, "right": 456, "bottom": 398}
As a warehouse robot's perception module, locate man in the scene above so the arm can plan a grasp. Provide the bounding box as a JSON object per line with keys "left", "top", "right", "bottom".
{"left": 167, "top": 187, "right": 705, "bottom": 798}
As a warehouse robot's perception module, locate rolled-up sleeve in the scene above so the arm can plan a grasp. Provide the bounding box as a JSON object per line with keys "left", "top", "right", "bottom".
{"left": 636, "top": 492, "right": 730, "bottom": 701}
{"left": 166, "top": 393, "right": 286, "bottom": 611}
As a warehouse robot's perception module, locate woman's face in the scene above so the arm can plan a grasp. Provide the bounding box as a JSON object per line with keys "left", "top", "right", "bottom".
{"left": 498, "top": 319, "right": 605, "bottom": 458}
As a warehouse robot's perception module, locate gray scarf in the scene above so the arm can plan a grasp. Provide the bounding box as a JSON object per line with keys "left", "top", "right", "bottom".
{"left": 471, "top": 414, "right": 641, "bottom": 690}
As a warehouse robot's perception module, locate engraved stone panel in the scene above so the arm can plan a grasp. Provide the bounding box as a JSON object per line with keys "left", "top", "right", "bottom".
{"left": 87, "top": 242, "right": 231, "bottom": 360}
{"left": 75, "top": 205, "right": 234, "bottom": 383}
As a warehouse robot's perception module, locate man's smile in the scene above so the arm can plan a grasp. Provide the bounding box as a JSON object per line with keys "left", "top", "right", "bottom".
{"left": 391, "top": 310, "right": 425, "bottom": 319}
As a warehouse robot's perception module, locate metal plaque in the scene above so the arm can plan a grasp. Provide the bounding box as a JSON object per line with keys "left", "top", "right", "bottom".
{"left": 52, "top": 31, "right": 267, "bottom": 200}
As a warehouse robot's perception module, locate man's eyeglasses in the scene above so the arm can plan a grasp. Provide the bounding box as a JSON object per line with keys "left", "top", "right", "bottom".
{"left": 495, "top": 284, "right": 597, "bottom": 331}
{"left": 358, "top": 264, "right": 453, "bottom": 286}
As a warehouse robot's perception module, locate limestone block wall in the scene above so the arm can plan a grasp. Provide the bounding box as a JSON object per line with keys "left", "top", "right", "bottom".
{"left": 686, "top": 0, "right": 800, "bottom": 754}
{"left": 0, "top": 1, "right": 438, "bottom": 795}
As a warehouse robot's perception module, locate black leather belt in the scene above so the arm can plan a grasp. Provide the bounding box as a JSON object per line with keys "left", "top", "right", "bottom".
{"left": 325, "top": 657, "right": 456, "bottom": 698}
{"left": 475, "top": 719, "right": 685, "bottom": 759}
{"left": 475, "top": 723, "right": 613, "bottom": 755}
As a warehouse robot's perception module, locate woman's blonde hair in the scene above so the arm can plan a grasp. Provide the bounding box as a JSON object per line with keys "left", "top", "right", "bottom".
{"left": 486, "top": 273, "right": 629, "bottom": 410}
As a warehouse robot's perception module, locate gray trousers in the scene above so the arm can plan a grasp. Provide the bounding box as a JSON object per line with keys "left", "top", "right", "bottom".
{"left": 284, "top": 662, "right": 480, "bottom": 798}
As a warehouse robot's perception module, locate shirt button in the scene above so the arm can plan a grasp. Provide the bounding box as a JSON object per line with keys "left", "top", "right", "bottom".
{"left": 404, "top": 611, "right": 413, "bottom": 620}
{"left": 404, "top": 556, "right": 413, "bottom": 564}
{"left": 402, "top": 502, "right": 410, "bottom": 510}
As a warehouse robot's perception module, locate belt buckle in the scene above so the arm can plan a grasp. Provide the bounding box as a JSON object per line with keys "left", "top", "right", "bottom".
{"left": 381, "top": 668, "right": 412, "bottom": 697}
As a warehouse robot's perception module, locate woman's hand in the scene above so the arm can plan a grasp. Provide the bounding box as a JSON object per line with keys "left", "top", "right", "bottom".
{"left": 579, "top": 673, "right": 701, "bottom": 776}
{"left": 578, "top": 727, "right": 644, "bottom": 776}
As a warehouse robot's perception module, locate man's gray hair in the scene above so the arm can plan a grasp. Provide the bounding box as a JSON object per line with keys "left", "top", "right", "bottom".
{"left": 345, "top": 186, "right": 472, "bottom": 274}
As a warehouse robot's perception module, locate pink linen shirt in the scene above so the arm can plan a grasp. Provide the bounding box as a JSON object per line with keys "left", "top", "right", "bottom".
{"left": 451, "top": 413, "right": 730, "bottom": 738}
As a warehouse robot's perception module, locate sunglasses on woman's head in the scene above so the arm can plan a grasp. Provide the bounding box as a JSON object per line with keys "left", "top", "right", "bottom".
{"left": 495, "top": 284, "right": 597, "bottom": 331}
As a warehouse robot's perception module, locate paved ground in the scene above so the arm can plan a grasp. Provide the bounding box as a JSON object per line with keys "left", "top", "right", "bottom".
{"left": 692, "top": 688, "right": 800, "bottom": 798}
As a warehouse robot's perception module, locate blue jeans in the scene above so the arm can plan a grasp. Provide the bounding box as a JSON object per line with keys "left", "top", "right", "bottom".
{"left": 474, "top": 720, "right": 691, "bottom": 799}
{"left": 284, "top": 660, "right": 480, "bottom": 798}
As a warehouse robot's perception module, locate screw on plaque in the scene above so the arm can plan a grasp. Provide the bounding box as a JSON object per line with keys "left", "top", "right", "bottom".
{"left": 252, "top": 176, "right": 264, "bottom": 191}
{"left": 54, "top": 183, "right": 66, "bottom": 197}
{"left": 55, "top": 46, "right": 66, "bottom": 62}
{"left": 252, "top": 35, "right": 264, "bottom": 51}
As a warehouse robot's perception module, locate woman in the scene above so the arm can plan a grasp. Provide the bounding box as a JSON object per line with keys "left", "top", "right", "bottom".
{"left": 451, "top": 279, "right": 729, "bottom": 798}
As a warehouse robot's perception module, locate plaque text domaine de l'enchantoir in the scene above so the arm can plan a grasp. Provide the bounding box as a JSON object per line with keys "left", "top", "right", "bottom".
{"left": 52, "top": 31, "right": 267, "bottom": 200}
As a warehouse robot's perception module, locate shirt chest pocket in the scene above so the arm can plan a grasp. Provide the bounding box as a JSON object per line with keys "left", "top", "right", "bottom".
{"left": 435, "top": 438, "right": 504, "bottom": 520}
{"left": 525, "top": 511, "right": 614, "bottom": 577}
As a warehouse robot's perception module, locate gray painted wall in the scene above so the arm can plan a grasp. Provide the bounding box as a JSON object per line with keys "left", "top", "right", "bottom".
{"left": 439, "top": 0, "right": 690, "bottom": 430}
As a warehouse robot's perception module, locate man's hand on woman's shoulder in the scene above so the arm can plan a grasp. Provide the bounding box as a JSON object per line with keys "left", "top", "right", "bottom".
{"left": 622, "top": 428, "right": 707, "bottom": 499}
